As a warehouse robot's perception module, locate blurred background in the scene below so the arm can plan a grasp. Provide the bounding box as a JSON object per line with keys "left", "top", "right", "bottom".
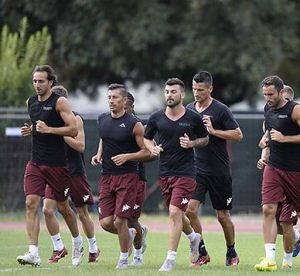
{"left": 1, "top": 0, "right": 299, "bottom": 214}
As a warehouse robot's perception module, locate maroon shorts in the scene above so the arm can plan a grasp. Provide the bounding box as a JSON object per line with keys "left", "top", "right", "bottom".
{"left": 159, "top": 176, "right": 196, "bottom": 211}
{"left": 69, "top": 174, "right": 94, "bottom": 208}
{"left": 24, "top": 161, "right": 71, "bottom": 202}
{"left": 262, "top": 165, "right": 300, "bottom": 211}
{"left": 98, "top": 173, "right": 138, "bottom": 219}
{"left": 132, "top": 180, "right": 146, "bottom": 218}
{"left": 276, "top": 201, "right": 298, "bottom": 224}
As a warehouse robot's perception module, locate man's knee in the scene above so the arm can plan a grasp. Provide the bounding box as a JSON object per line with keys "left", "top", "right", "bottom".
{"left": 100, "top": 216, "right": 114, "bottom": 232}
{"left": 113, "top": 216, "right": 127, "bottom": 230}
{"left": 216, "top": 210, "right": 230, "bottom": 223}
{"left": 262, "top": 204, "right": 277, "bottom": 217}
{"left": 25, "top": 195, "right": 40, "bottom": 212}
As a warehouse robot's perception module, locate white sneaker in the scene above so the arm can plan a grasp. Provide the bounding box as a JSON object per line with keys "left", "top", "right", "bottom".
{"left": 128, "top": 228, "right": 136, "bottom": 257}
{"left": 159, "top": 259, "right": 175, "bottom": 272}
{"left": 16, "top": 252, "right": 41, "bottom": 267}
{"left": 141, "top": 225, "right": 148, "bottom": 254}
{"left": 189, "top": 233, "right": 200, "bottom": 263}
{"left": 131, "top": 256, "right": 143, "bottom": 266}
{"left": 116, "top": 258, "right": 128, "bottom": 269}
{"left": 72, "top": 242, "right": 84, "bottom": 266}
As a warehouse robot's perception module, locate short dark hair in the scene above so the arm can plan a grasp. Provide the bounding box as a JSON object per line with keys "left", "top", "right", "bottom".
{"left": 33, "top": 65, "right": 57, "bottom": 87}
{"left": 193, "top": 71, "right": 213, "bottom": 85}
{"left": 51, "top": 85, "right": 68, "bottom": 98}
{"left": 108, "top": 83, "right": 127, "bottom": 97}
{"left": 165, "top": 78, "right": 185, "bottom": 90}
{"left": 261, "top": 75, "right": 284, "bottom": 92}
{"left": 126, "top": 91, "right": 135, "bottom": 103}
{"left": 282, "top": 85, "right": 294, "bottom": 100}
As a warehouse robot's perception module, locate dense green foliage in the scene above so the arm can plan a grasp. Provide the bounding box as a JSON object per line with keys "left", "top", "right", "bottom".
{"left": 1, "top": 0, "right": 300, "bottom": 105}
{"left": 0, "top": 17, "right": 51, "bottom": 106}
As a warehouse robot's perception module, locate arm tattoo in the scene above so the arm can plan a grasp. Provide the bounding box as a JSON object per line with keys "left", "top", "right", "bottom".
{"left": 192, "top": 136, "right": 209, "bottom": 148}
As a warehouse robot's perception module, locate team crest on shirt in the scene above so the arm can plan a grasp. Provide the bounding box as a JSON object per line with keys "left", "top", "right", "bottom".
{"left": 227, "top": 198, "right": 232, "bottom": 206}
{"left": 181, "top": 198, "right": 188, "bottom": 205}
{"left": 122, "top": 204, "right": 131, "bottom": 212}
{"left": 64, "top": 188, "right": 69, "bottom": 197}
{"left": 83, "top": 195, "right": 90, "bottom": 202}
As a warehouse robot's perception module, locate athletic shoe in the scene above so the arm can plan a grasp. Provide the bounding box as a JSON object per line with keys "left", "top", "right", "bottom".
{"left": 159, "top": 259, "right": 175, "bottom": 272}
{"left": 141, "top": 225, "right": 148, "bottom": 254}
{"left": 191, "top": 254, "right": 210, "bottom": 266}
{"left": 131, "top": 256, "right": 143, "bottom": 266}
{"left": 16, "top": 252, "right": 41, "bottom": 267}
{"left": 72, "top": 242, "right": 84, "bottom": 266}
{"left": 189, "top": 233, "right": 201, "bottom": 263}
{"left": 293, "top": 235, "right": 300, "bottom": 257}
{"left": 281, "top": 262, "right": 292, "bottom": 270}
{"left": 48, "top": 247, "right": 68, "bottom": 263}
{"left": 88, "top": 248, "right": 100, "bottom": 263}
{"left": 128, "top": 228, "right": 137, "bottom": 257}
{"left": 254, "top": 257, "right": 277, "bottom": 272}
{"left": 116, "top": 258, "right": 128, "bottom": 269}
{"left": 226, "top": 255, "right": 240, "bottom": 266}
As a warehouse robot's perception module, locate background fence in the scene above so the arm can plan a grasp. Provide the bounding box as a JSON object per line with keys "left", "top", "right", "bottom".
{"left": 0, "top": 110, "right": 265, "bottom": 214}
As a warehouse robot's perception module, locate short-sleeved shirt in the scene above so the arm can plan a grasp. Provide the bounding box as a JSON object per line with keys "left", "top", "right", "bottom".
{"left": 186, "top": 99, "right": 239, "bottom": 176}
{"left": 144, "top": 108, "right": 207, "bottom": 178}
{"left": 97, "top": 112, "right": 139, "bottom": 175}
{"left": 265, "top": 101, "right": 300, "bottom": 172}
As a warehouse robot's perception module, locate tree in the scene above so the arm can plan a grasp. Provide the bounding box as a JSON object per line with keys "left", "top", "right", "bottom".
{"left": 0, "top": 17, "right": 51, "bottom": 107}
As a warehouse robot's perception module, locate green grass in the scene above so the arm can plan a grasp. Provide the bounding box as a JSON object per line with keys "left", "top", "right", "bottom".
{"left": 1, "top": 228, "right": 300, "bottom": 275}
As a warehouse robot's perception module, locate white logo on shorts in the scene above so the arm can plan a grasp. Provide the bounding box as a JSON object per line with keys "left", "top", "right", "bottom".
{"left": 133, "top": 204, "right": 140, "bottom": 210}
{"left": 98, "top": 206, "right": 101, "bottom": 215}
{"left": 227, "top": 198, "right": 232, "bottom": 206}
{"left": 64, "top": 188, "right": 69, "bottom": 197}
{"left": 291, "top": 210, "right": 297, "bottom": 218}
{"left": 83, "top": 195, "right": 90, "bottom": 202}
{"left": 122, "top": 204, "right": 131, "bottom": 212}
{"left": 181, "top": 198, "right": 188, "bottom": 205}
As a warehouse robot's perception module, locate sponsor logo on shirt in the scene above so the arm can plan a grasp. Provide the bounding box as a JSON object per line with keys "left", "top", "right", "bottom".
{"left": 119, "top": 123, "right": 126, "bottom": 127}
{"left": 179, "top": 122, "right": 190, "bottom": 127}
{"left": 42, "top": 106, "right": 53, "bottom": 110}
{"left": 278, "top": 115, "right": 288, "bottom": 118}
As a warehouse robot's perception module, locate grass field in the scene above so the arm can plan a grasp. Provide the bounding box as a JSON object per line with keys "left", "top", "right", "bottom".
{"left": 1, "top": 222, "right": 300, "bottom": 276}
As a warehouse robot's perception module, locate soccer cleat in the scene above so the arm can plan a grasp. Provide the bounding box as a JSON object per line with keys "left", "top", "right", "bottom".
{"left": 131, "top": 256, "right": 143, "bottom": 266}
{"left": 226, "top": 255, "right": 240, "bottom": 266}
{"left": 281, "top": 262, "right": 292, "bottom": 270}
{"left": 72, "top": 243, "right": 84, "bottom": 266}
{"left": 141, "top": 225, "right": 149, "bottom": 254}
{"left": 128, "top": 228, "right": 137, "bottom": 257}
{"left": 189, "top": 233, "right": 201, "bottom": 263}
{"left": 191, "top": 254, "right": 210, "bottom": 266}
{"left": 116, "top": 258, "right": 128, "bottom": 269}
{"left": 254, "top": 257, "right": 277, "bottom": 272}
{"left": 48, "top": 247, "right": 68, "bottom": 263}
{"left": 293, "top": 236, "right": 300, "bottom": 257}
{"left": 88, "top": 248, "right": 100, "bottom": 263}
{"left": 159, "top": 259, "right": 175, "bottom": 272}
{"left": 16, "top": 252, "right": 41, "bottom": 267}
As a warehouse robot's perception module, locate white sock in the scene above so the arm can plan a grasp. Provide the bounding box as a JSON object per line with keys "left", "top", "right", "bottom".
{"left": 72, "top": 234, "right": 83, "bottom": 247}
{"left": 186, "top": 229, "right": 197, "bottom": 242}
{"left": 167, "top": 250, "right": 177, "bottom": 261}
{"left": 134, "top": 248, "right": 142, "bottom": 258}
{"left": 120, "top": 252, "right": 129, "bottom": 260}
{"left": 51, "top": 233, "right": 64, "bottom": 251}
{"left": 265, "top": 243, "right": 276, "bottom": 262}
{"left": 294, "top": 229, "right": 300, "bottom": 242}
{"left": 29, "top": 245, "right": 38, "bottom": 256}
{"left": 283, "top": 252, "right": 293, "bottom": 266}
{"left": 87, "top": 236, "right": 98, "bottom": 253}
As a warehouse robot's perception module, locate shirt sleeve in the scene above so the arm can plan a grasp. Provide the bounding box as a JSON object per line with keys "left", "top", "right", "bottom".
{"left": 144, "top": 113, "right": 157, "bottom": 140}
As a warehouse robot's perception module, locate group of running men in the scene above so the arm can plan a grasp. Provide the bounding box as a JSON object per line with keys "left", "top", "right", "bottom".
{"left": 16, "top": 65, "right": 300, "bottom": 272}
